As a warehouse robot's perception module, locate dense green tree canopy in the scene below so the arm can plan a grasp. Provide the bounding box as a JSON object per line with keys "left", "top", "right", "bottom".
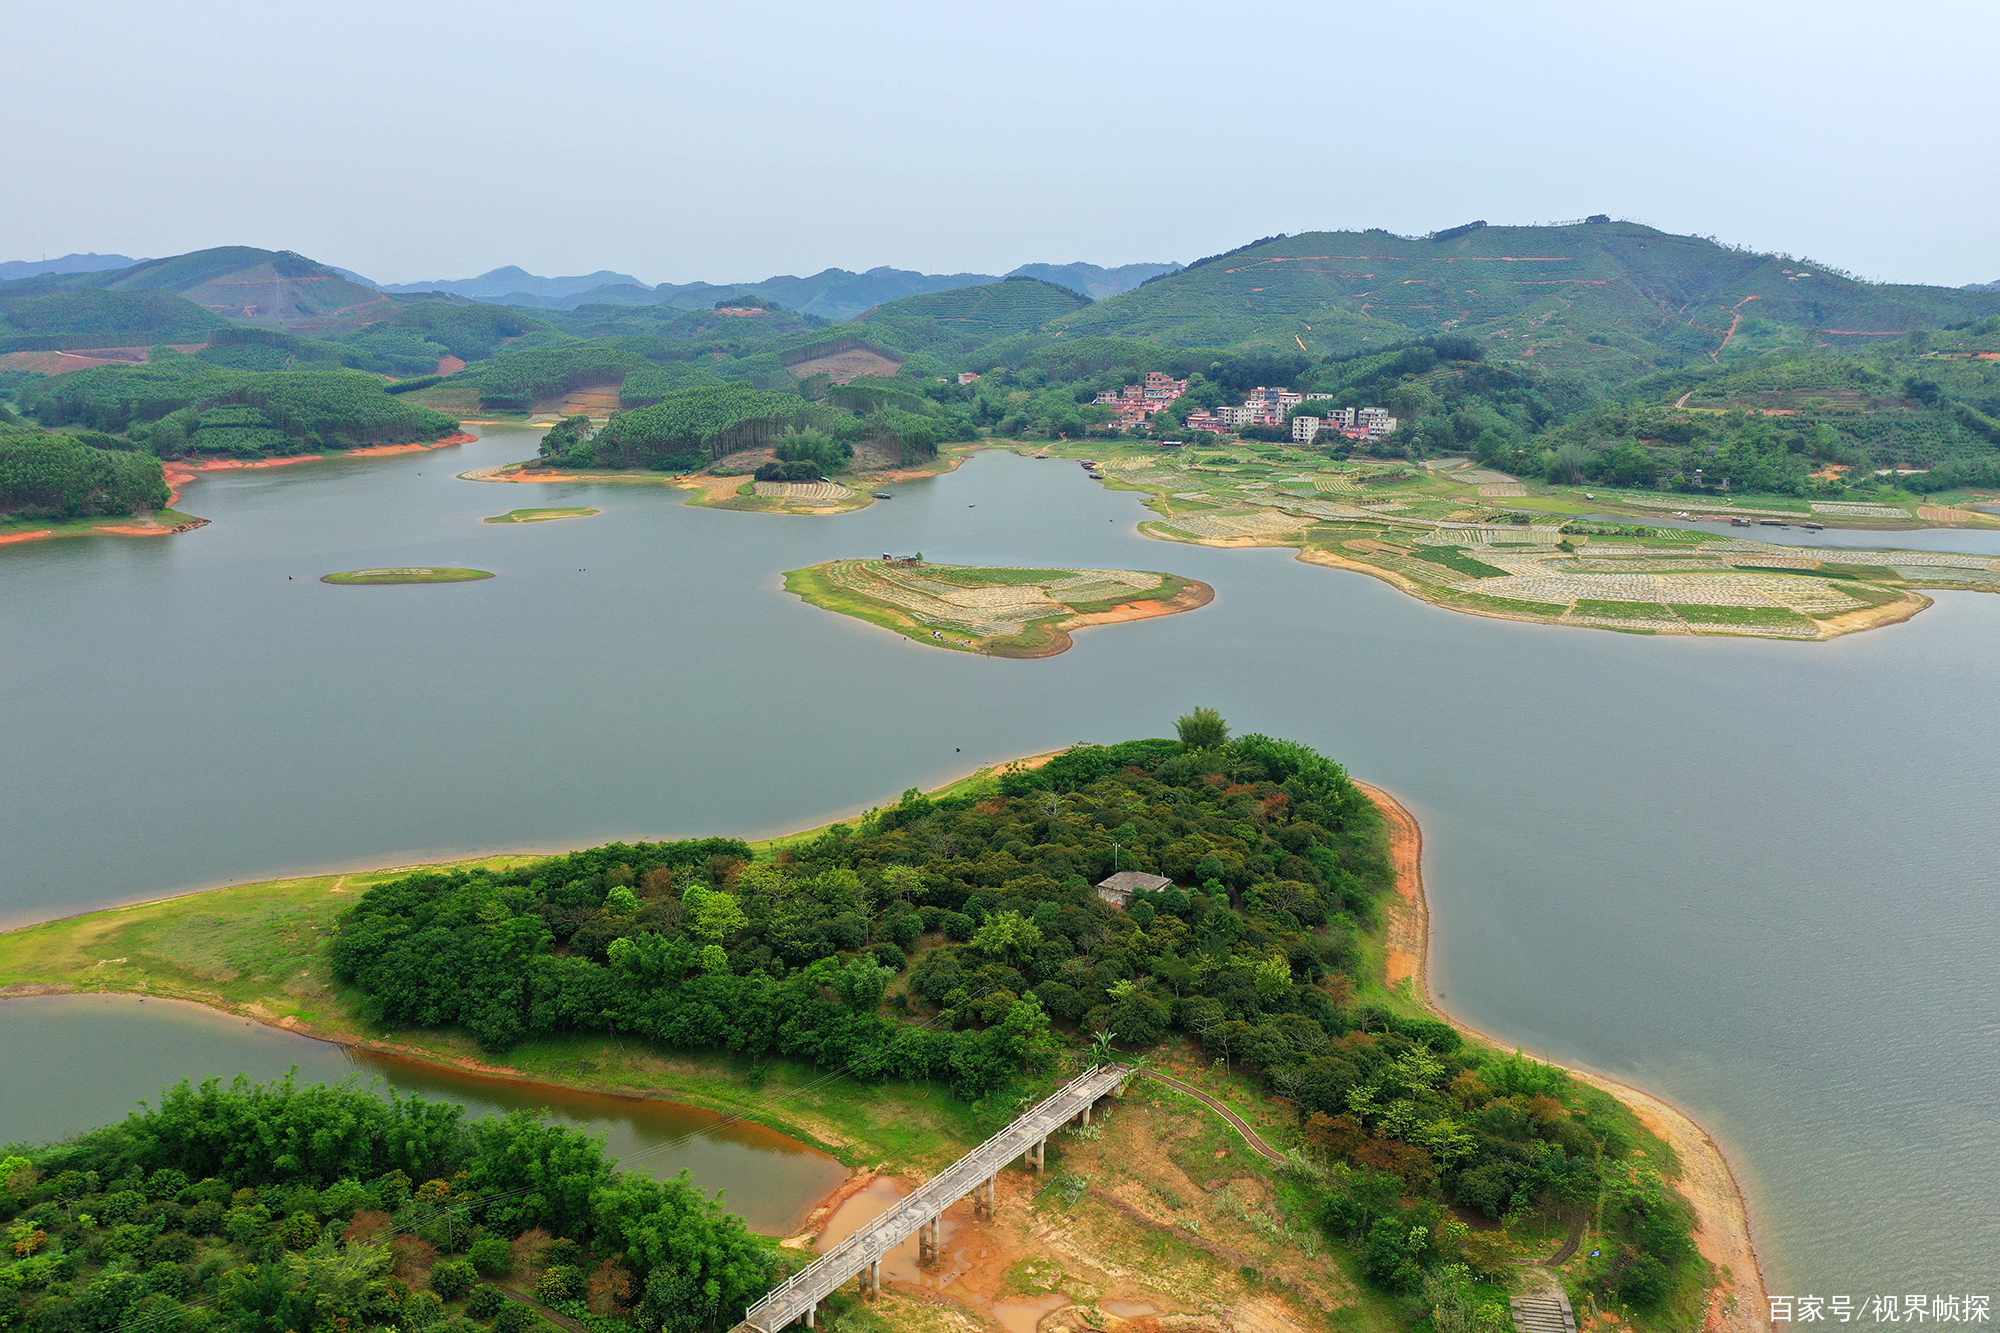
{"left": 0, "top": 430, "right": 170, "bottom": 519}
{"left": 1, "top": 1078, "right": 772, "bottom": 1333}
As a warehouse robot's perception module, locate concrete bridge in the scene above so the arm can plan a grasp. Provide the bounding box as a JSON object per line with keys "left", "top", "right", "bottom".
{"left": 732, "top": 1062, "right": 1132, "bottom": 1332}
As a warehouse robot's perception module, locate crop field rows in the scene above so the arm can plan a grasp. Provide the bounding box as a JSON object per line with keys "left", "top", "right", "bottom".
{"left": 1895, "top": 566, "right": 2000, "bottom": 583}
{"left": 1810, "top": 502, "right": 1913, "bottom": 517}
{"left": 1414, "top": 525, "right": 1566, "bottom": 546}
{"left": 754, "top": 480, "right": 855, "bottom": 501}
{"left": 1791, "top": 549, "right": 2000, "bottom": 569}
{"left": 821, "top": 560, "right": 1164, "bottom": 637}
{"left": 1153, "top": 511, "right": 1311, "bottom": 540}
{"left": 1463, "top": 571, "right": 1865, "bottom": 612}
{"left": 1614, "top": 495, "right": 1812, "bottom": 517}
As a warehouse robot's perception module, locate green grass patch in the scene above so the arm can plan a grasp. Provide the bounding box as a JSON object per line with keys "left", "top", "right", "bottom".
{"left": 1570, "top": 598, "right": 1670, "bottom": 620}
{"left": 1439, "top": 590, "right": 1570, "bottom": 617}
{"left": 321, "top": 567, "right": 494, "bottom": 584}
{"left": 483, "top": 507, "right": 599, "bottom": 523}
{"left": 1666, "top": 603, "right": 1814, "bottom": 627}
{"left": 1405, "top": 545, "right": 1507, "bottom": 578}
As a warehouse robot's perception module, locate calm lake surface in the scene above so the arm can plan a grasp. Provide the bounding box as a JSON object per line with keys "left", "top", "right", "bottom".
{"left": 3, "top": 428, "right": 1996, "bottom": 1293}
{"left": 0, "top": 993, "right": 846, "bottom": 1235}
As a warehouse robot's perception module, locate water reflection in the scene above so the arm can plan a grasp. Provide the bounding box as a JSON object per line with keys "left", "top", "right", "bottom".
{"left": 0, "top": 994, "right": 845, "bottom": 1234}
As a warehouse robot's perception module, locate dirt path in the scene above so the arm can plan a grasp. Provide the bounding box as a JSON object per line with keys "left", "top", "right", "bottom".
{"left": 1354, "top": 780, "right": 1771, "bottom": 1333}
{"left": 1712, "top": 296, "right": 1761, "bottom": 363}
{"left": 1140, "top": 1071, "right": 1285, "bottom": 1162}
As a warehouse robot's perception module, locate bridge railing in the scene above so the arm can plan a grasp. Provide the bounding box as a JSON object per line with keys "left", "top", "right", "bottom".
{"left": 738, "top": 1062, "right": 1128, "bottom": 1331}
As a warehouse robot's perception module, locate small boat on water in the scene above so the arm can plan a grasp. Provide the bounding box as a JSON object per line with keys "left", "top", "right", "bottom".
{"left": 874, "top": 492, "right": 892, "bottom": 499}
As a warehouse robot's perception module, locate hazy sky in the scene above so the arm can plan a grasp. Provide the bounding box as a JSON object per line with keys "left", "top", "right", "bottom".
{"left": 7, "top": 0, "right": 1995, "bottom": 287}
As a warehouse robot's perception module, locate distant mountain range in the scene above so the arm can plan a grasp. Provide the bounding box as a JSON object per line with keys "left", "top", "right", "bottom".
{"left": 8, "top": 228, "right": 1996, "bottom": 384}
{"left": 352, "top": 261, "right": 1181, "bottom": 319}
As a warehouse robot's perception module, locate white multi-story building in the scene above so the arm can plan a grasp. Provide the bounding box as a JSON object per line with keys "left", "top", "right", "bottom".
{"left": 1291, "top": 416, "right": 1321, "bottom": 444}
{"left": 1358, "top": 407, "right": 1398, "bottom": 437}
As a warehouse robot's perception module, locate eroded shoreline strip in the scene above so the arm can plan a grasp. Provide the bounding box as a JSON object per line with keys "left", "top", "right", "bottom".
{"left": 1356, "top": 780, "right": 1771, "bottom": 1333}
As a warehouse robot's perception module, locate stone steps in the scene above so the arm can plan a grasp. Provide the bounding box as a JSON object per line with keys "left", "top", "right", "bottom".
{"left": 1511, "top": 1290, "right": 1577, "bottom": 1333}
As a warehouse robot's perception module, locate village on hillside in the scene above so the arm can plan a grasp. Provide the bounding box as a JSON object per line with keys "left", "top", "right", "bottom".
{"left": 1088, "top": 372, "right": 1399, "bottom": 443}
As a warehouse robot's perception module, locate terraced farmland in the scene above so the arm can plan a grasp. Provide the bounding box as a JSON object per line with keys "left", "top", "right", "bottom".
{"left": 783, "top": 559, "right": 1213, "bottom": 657}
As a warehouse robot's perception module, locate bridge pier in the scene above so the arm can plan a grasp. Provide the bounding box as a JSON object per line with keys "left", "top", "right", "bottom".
{"left": 917, "top": 1217, "right": 940, "bottom": 1265}
{"left": 736, "top": 1065, "right": 1130, "bottom": 1333}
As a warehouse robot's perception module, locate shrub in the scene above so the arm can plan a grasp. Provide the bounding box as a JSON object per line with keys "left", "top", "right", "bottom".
{"left": 466, "top": 1286, "right": 507, "bottom": 1320}
{"left": 535, "top": 1268, "right": 574, "bottom": 1304}
{"left": 468, "top": 1235, "right": 513, "bottom": 1278}
{"left": 405, "top": 1291, "right": 445, "bottom": 1329}
{"left": 494, "top": 1302, "right": 533, "bottom": 1333}
{"left": 275, "top": 1212, "right": 323, "bottom": 1250}
{"left": 431, "top": 1259, "right": 476, "bottom": 1301}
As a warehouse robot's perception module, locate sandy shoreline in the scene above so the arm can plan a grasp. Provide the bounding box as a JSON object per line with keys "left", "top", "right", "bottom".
{"left": 1355, "top": 780, "right": 1771, "bottom": 1333}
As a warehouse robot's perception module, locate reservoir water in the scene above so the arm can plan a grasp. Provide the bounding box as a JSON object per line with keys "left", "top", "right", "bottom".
{"left": 3, "top": 428, "right": 1997, "bottom": 1295}
{"left": 0, "top": 993, "right": 846, "bottom": 1235}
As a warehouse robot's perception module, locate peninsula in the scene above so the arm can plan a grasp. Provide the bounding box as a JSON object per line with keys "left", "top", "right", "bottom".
{"left": 784, "top": 558, "right": 1213, "bottom": 655}
{"left": 0, "top": 721, "right": 1746, "bottom": 1333}
{"left": 1055, "top": 446, "right": 1997, "bottom": 639}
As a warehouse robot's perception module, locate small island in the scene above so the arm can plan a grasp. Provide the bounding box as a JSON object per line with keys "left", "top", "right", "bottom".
{"left": 321, "top": 566, "right": 494, "bottom": 585}
{"left": 483, "top": 507, "right": 599, "bottom": 523}
{"left": 785, "top": 557, "right": 1212, "bottom": 656}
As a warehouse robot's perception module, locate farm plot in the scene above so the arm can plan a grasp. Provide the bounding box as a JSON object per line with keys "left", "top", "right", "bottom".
{"left": 1811, "top": 502, "right": 1910, "bottom": 518}
{"left": 754, "top": 480, "right": 855, "bottom": 502}
{"left": 790, "top": 560, "right": 1208, "bottom": 657}
{"left": 1153, "top": 510, "right": 1312, "bottom": 540}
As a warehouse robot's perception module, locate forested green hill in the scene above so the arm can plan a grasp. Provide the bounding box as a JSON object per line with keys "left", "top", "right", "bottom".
{"left": 1046, "top": 222, "right": 2000, "bottom": 381}
{"left": 0, "top": 289, "right": 224, "bottom": 352}
{"left": 1488, "top": 320, "right": 2000, "bottom": 487}
{"left": 23, "top": 353, "right": 460, "bottom": 457}
{"left": 0, "top": 429, "right": 170, "bottom": 519}
{"left": 846, "top": 277, "right": 1092, "bottom": 358}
